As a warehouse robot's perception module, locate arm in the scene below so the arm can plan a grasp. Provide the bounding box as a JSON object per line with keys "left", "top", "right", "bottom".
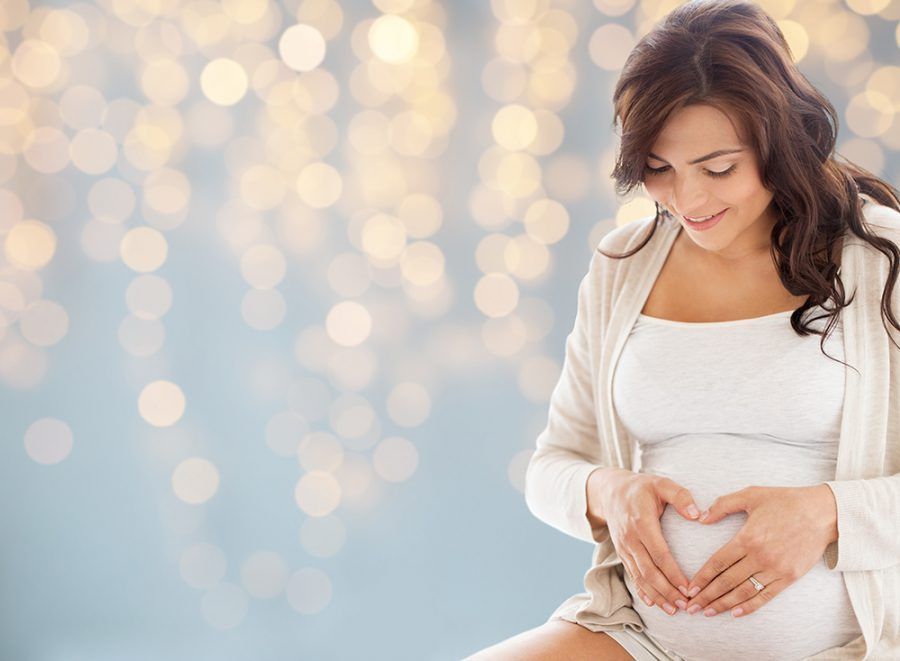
{"left": 820, "top": 209, "right": 900, "bottom": 571}
{"left": 523, "top": 252, "right": 616, "bottom": 545}
{"left": 822, "top": 474, "right": 900, "bottom": 571}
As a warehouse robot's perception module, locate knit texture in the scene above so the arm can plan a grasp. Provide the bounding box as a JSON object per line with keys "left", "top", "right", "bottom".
{"left": 524, "top": 199, "right": 900, "bottom": 659}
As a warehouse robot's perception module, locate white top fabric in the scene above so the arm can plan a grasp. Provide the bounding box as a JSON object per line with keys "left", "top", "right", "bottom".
{"left": 524, "top": 195, "right": 900, "bottom": 660}
{"left": 612, "top": 306, "right": 861, "bottom": 660}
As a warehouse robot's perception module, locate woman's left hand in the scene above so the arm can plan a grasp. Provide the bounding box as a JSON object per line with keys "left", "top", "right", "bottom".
{"left": 683, "top": 484, "right": 839, "bottom": 618}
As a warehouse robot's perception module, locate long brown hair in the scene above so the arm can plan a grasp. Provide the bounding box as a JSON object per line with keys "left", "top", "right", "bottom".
{"left": 602, "top": 0, "right": 900, "bottom": 372}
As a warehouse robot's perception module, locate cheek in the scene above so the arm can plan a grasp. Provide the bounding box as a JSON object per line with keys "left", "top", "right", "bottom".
{"left": 725, "top": 173, "right": 767, "bottom": 203}
{"left": 643, "top": 179, "right": 665, "bottom": 200}
{"left": 643, "top": 173, "right": 764, "bottom": 209}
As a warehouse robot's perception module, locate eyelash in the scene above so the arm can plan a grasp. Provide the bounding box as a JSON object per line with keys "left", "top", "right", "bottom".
{"left": 644, "top": 165, "right": 737, "bottom": 179}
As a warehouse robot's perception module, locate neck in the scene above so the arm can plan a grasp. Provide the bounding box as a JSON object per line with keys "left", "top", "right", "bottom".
{"left": 679, "top": 229, "right": 774, "bottom": 272}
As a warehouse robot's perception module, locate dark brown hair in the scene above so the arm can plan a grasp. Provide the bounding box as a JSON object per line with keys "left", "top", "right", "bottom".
{"left": 602, "top": 0, "right": 900, "bottom": 372}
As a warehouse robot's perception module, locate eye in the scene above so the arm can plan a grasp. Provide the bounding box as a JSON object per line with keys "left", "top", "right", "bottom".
{"left": 643, "top": 164, "right": 737, "bottom": 179}
{"left": 705, "top": 165, "right": 736, "bottom": 178}
{"left": 643, "top": 165, "right": 669, "bottom": 176}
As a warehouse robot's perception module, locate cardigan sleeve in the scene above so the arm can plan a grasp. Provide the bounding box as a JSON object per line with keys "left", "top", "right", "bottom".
{"left": 524, "top": 251, "right": 611, "bottom": 546}
{"left": 822, "top": 209, "right": 900, "bottom": 572}
{"left": 823, "top": 474, "right": 900, "bottom": 571}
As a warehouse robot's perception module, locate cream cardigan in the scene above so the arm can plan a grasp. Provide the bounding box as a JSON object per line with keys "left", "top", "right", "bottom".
{"left": 525, "top": 198, "right": 900, "bottom": 660}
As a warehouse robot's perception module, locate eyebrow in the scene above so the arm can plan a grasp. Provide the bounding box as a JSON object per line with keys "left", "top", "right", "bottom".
{"left": 647, "top": 148, "right": 745, "bottom": 165}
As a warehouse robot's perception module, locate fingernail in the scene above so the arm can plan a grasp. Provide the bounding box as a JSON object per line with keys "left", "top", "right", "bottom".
{"left": 687, "top": 504, "right": 700, "bottom": 518}
{"left": 643, "top": 594, "right": 653, "bottom": 607}
{"left": 732, "top": 607, "right": 743, "bottom": 617}
{"left": 675, "top": 599, "right": 687, "bottom": 610}
{"left": 689, "top": 586, "right": 701, "bottom": 597}
{"left": 703, "top": 608, "right": 717, "bottom": 617}
{"left": 699, "top": 510, "right": 709, "bottom": 521}
{"left": 663, "top": 603, "right": 676, "bottom": 615}
{"left": 678, "top": 585, "right": 689, "bottom": 597}
{"left": 688, "top": 604, "right": 702, "bottom": 615}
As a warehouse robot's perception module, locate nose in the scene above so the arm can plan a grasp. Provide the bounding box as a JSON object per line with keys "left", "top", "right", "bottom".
{"left": 670, "top": 177, "right": 710, "bottom": 219}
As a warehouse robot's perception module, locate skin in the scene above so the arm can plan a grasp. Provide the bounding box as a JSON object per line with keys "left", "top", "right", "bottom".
{"left": 642, "top": 102, "right": 778, "bottom": 269}
{"left": 683, "top": 484, "right": 838, "bottom": 619}
{"left": 470, "top": 103, "right": 845, "bottom": 658}
{"left": 629, "top": 102, "right": 841, "bottom": 620}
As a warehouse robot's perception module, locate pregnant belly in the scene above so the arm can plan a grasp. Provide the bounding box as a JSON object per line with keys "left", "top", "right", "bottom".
{"left": 627, "top": 447, "right": 861, "bottom": 660}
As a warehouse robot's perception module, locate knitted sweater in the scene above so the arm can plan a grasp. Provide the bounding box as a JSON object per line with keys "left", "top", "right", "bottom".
{"left": 524, "top": 198, "right": 900, "bottom": 660}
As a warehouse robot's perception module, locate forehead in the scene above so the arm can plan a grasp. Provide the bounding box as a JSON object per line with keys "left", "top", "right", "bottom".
{"left": 651, "top": 104, "right": 744, "bottom": 156}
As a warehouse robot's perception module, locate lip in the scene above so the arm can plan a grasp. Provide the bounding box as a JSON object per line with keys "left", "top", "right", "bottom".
{"left": 683, "top": 208, "right": 727, "bottom": 231}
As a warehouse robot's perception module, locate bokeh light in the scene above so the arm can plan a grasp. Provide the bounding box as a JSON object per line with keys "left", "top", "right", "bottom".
{"left": 294, "top": 470, "right": 341, "bottom": 516}
{"left": 279, "top": 24, "right": 327, "bottom": 72}
{"left": 3, "top": 1, "right": 896, "bottom": 657}
{"left": 368, "top": 15, "right": 419, "bottom": 64}
{"left": 19, "top": 299, "right": 68, "bottom": 346}
{"left": 126, "top": 275, "right": 173, "bottom": 319}
{"left": 172, "top": 457, "right": 220, "bottom": 505}
{"left": 5, "top": 220, "right": 56, "bottom": 269}
{"left": 138, "top": 380, "right": 186, "bottom": 427}
{"left": 120, "top": 226, "right": 168, "bottom": 273}
{"left": 180, "top": 543, "right": 228, "bottom": 589}
{"left": 240, "top": 550, "right": 288, "bottom": 599}
{"left": 201, "top": 58, "right": 248, "bottom": 106}
{"left": 23, "top": 417, "right": 73, "bottom": 464}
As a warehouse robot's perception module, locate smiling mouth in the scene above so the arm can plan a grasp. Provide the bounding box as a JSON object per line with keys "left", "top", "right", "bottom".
{"left": 684, "top": 208, "right": 727, "bottom": 222}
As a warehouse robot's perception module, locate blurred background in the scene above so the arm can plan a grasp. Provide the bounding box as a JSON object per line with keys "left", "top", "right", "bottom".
{"left": 0, "top": 0, "right": 898, "bottom": 659}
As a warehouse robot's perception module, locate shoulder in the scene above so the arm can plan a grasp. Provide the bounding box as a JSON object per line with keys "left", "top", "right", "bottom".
{"left": 837, "top": 197, "right": 900, "bottom": 255}
{"left": 861, "top": 199, "right": 900, "bottom": 242}
{"left": 849, "top": 199, "right": 900, "bottom": 308}
{"left": 595, "top": 212, "right": 663, "bottom": 256}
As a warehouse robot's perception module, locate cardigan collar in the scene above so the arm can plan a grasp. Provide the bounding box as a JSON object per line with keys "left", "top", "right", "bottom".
{"left": 602, "top": 212, "right": 862, "bottom": 477}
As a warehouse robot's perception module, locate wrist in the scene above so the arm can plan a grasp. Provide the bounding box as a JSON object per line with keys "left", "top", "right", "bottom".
{"left": 813, "top": 483, "right": 839, "bottom": 544}
{"left": 586, "top": 467, "right": 634, "bottom": 528}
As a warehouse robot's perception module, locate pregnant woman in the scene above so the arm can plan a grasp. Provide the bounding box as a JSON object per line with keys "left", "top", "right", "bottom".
{"left": 467, "top": 1, "right": 900, "bottom": 660}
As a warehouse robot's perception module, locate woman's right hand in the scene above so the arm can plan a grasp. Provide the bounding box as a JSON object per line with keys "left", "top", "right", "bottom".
{"left": 594, "top": 470, "right": 701, "bottom": 615}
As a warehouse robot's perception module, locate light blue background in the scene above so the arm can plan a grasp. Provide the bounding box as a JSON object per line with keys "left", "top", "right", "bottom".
{"left": 3, "top": 2, "right": 898, "bottom": 660}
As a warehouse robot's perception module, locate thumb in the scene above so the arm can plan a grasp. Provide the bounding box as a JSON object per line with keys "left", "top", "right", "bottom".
{"left": 699, "top": 489, "right": 749, "bottom": 524}
{"left": 657, "top": 477, "right": 702, "bottom": 522}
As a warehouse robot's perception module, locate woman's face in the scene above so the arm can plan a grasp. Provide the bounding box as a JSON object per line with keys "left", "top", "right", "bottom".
{"left": 642, "top": 103, "right": 777, "bottom": 265}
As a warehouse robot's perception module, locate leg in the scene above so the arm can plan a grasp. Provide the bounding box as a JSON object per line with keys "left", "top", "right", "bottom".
{"left": 463, "top": 619, "right": 634, "bottom": 660}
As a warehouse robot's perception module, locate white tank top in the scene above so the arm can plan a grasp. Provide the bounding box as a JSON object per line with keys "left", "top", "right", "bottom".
{"left": 613, "top": 305, "right": 862, "bottom": 660}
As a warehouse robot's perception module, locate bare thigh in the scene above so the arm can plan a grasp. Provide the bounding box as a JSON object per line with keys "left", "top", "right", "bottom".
{"left": 463, "top": 619, "right": 634, "bottom": 660}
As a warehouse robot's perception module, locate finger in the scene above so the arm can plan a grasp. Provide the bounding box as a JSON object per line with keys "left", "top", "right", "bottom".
{"left": 699, "top": 487, "right": 752, "bottom": 524}
{"left": 728, "top": 576, "right": 786, "bottom": 618}
{"left": 701, "top": 569, "right": 779, "bottom": 617}
{"left": 641, "top": 518, "right": 691, "bottom": 598}
{"left": 632, "top": 543, "right": 682, "bottom": 615}
{"left": 619, "top": 553, "right": 638, "bottom": 585}
{"left": 620, "top": 549, "right": 658, "bottom": 608}
{"left": 636, "top": 587, "right": 656, "bottom": 610}
{"left": 631, "top": 566, "right": 670, "bottom": 611}
{"left": 618, "top": 542, "right": 666, "bottom": 610}
{"left": 687, "top": 539, "right": 746, "bottom": 599}
{"left": 657, "top": 477, "right": 702, "bottom": 522}
{"left": 686, "top": 551, "right": 750, "bottom": 611}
